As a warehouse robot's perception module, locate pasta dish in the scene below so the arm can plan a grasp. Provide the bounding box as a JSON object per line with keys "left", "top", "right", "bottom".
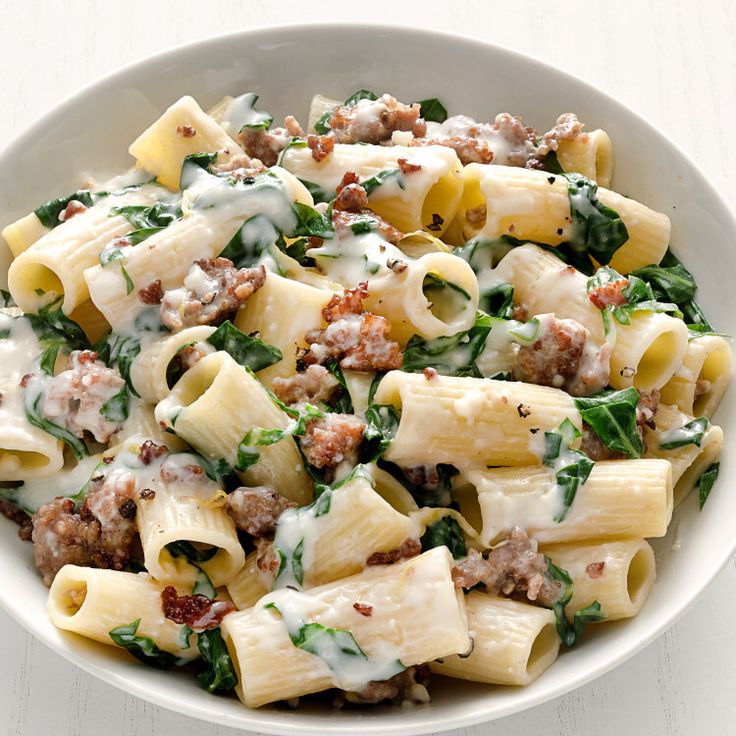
{"left": 0, "top": 89, "right": 730, "bottom": 708}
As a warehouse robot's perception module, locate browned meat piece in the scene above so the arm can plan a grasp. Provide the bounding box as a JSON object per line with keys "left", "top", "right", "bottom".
{"left": 0, "top": 496, "right": 32, "bottom": 540}
{"left": 409, "top": 135, "right": 493, "bottom": 165}
{"left": 451, "top": 528, "right": 561, "bottom": 607}
{"left": 161, "top": 587, "right": 236, "bottom": 631}
{"left": 366, "top": 538, "right": 421, "bottom": 566}
{"left": 397, "top": 156, "right": 422, "bottom": 174}
{"left": 255, "top": 535, "right": 279, "bottom": 574}
{"left": 58, "top": 199, "right": 88, "bottom": 223}
{"left": 32, "top": 467, "right": 138, "bottom": 586}
{"left": 42, "top": 350, "right": 126, "bottom": 443}
{"left": 637, "top": 389, "right": 660, "bottom": 430}
{"left": 332, "top": 208, "right": 403, "bottom": 245}
{"left": 238, "top": 126, "right": 291, "bottom": 167}
{"left": 588, "top": 275, "right": 629, "bottom": 309}
{"left": 159, "top": 459, "right": 205, "bottom": 484}
{"left": 159, "top": 258, "right": 266, "bottom": 333}
{"left": 284, "top": 115, "right": 306, "bottom": 137}
{"left": 211, "top": 151, "right": 267, "bottom": 179}
{"left": 536, "top": 113, "right": 588, "bottom": 158}
{"left": 299, "top": 413, "right": 366, "bottom": 469}
{"left": 304, "top": 283, "right": 403, "bottom": 371}
{"left": 586, "top": 561, "right": 605, "bottom": 578}
{"left": 139, "top": 439, "right": 168, "bottom": 465}
{"left": 307, "top": 134, "right": 334, "bottom": 162}
{"left": 353, "top": 601, "right": 373, "bottom": 617}
{"left": 336, "top": 171, "right": 360, "bottom": 193}
{"left": 333, "top": 181, "right": 369, "bottom": 212}
{"left": 512, "top": 313, "right": 610, "bottom": 397}
{"left": 176, "top": 124, "right": 196, "bottom": 138}
{"left": 139, "top": 279, "right": 164, "bottom": 305}
{"left": 271, "top": 364, "right": 340, "bottom": 407}
{"left": 226, "top": 486, "right": 296, "bottom": 536}
{"left": 340, "top": 664, "right": 431, "bottom": 706}
{"left": 328, "top": 94, "right": 426, "bottom": 144}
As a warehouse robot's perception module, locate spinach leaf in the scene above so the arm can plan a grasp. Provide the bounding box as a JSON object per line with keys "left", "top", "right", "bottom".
{"left": 165, "top": 540, "right": 218, "bottom": 563}
{"left": 574, "top": 388, "right": 643, "bottom": 458}
{"left": 314, "top": 90, "right": 378, "bottom": 134}
{"left": 180, "top": 152, "right": 218, "bottom": 189}
{"left": 235, "top": 403, "right": 324, "bottom": 471}
{"left": 298, "top": 178, "right": 334, "bottom": 204}
{"left": 0, "top": 289, "right": 15, "bottom": 307}
{"left": 361, "top": 168, "right": 404, "bottom": 196}
{"left": 659, "top": 416, "right": 709, "bottom": 450}
{"left": 362, "top": 404, "right": 400, "bottom": 462}
{"left": 697, "top": 461, "right": 720, "bottom": 510}
{"left": 290, "top": 202, "right": 334, "bottom": 239}
{"left": 538, "top": 150, "right": 564, "bottom": 174}
{"left": 454, "top": 235, "right": 519, "bottom": 272}
{"left": 32, "top": 296, "right": 88, "bottom": 348}
{"left": 25, "top": 389, "right": 87, "bottom": 459}
{"left": 93, "top": 332, "right": 141, "bottom": 395}
{"left": 34, "top": 190, "right": 96, "bottom": 229}
{"left": 192, "top": 568, "right": 217, "bottom": 599}
{"left": 233, "top": 92, "right": 273, "bottom": 132}
{"left": 325, "top": 361, "right": 354, "bottom": 414}
{"left": 543, "top": 419, "right": 595, "bottom": 522}
{"left": 402, "top": 312, "right": 492, "bottom": 377}
{"left": 565, "top": 173, "right": 629, "bottom": 266}
{"left": 276, "top": 235, "right": 315, "bottom": 267}
{"left": 415, "top": 97, "right": 448, "bottom": 123}
{"left": 343, "top": 89, "right": 378, "bottom": 106}
{"left": 110, "top": 201, "right": 182, "bottom": 244}
{"left": 206, "top": 320, "right": 282, "bottom": 372}
{"left": 196, "top": 628, "right": 238, "bottom": 693}
{"left": 420, "top": 517, "right": 466, "bottom": 559}
{"left": 109, "top": 619, "right": 177, "bottom": 669}
{"left": 545, "top": 558, "right": 606, "bottom": 647}
{"left": 219, "top": 214, "right": 280, "bottom": 268}
{"left": 100, "top": 385, "right": 130, "bottom": 423}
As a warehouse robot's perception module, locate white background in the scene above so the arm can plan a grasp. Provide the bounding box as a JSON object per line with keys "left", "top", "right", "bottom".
{"left": 1, "top": 1, "right": 734, "bottom": 734}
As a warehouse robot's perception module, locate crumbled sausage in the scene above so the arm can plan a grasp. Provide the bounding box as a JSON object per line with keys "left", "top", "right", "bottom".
{"left": 307, "top": 134, "right": 335, "bottom": 162}
{"left": 397, "top": 156, "right": 422, "bottom": 174}
{"left": 490, "top": 113, "right": 538, "bottom": 167}
{"left": 255, "top": 535, "right": 279, "bottom": 574}
{"left": 586, "top": 561, "right": 606, "bottom": 578}
{"left": 41, "top": 350, "right": 126, "bottom": 443}
{"left": 512, "top": 313, "right": 610, "bottom": 397}
{"left": 637, "top": 389, "right": 660, "bottom": 430}
{"left": 139, "top": 439, "right": 168, "bottom": 465}
{"left": 340, "top": 665, "right": 431, "bottom": 706}
{"left": 284, "top": 115, "right": 306, "bottom": 137}
{"left": 272, "top": 364, "right": 341, "bottom": 407}
{"left": 587, "top": 275, "right": 629, "bottom": 309}
{"left": 366, "top": 538, "right": 421, "bottom": 566}
{"left": 31, "top": 468, "right": 138, "bottom": 586}
{"left": 300, "top": 412, "right": 366, "bottom": 469}
{"left": 0, "top": 496, "right": 32, "bottom": 540}
{"left": 161, "top": 586, "right": 235, "bottom": 631}
{"left": 451, "top": 528, "right": 561, "bottom": 607}
{"left": 409, "top": 135, "right": 493, "bottom": 165}
{"left": 328, "top": 94, "right": 426, "bottom": 145}
{"left": 226, "top": 486, "right": 296, "bottom": 537}
{"left": 238, "top": 126, "right": 291, "bottom": 167}
{"left": 333, "top": 180, "right": 369, "bottom": 212}
{"left": 176, "top": 124, "right": 196, "bottom": 138}
{"left": 160, "top": 258, "right": 266, "bottom": 333}
{"left": 211, "top": 152, "right": 267, "bottom": 179}
{"left": 536, "top": 113, "right": 588, "bottom": 158}
{"left": 423, "top": 367, "right": 438, "bottom": 380}
{"left": 58, "top": 199, "right": 88, "bottom": 223}
{"left": 139, "top": 488, "right": 156, "bottom": 500}
{"left": 353, "top": 602, "right": 373, "bottom": 617}
{"left": 303, "top": 283, "right": 403, "bottom": 372}
{"left": 159, "top": 459, "right": 205, "bottom": 484}
{"left": 139, "top": 279, "right": 164, "bottom": 305}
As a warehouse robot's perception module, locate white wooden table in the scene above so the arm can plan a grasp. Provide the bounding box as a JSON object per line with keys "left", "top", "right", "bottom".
{"left": 1, "top": 1, "right": 734, "bottom": 733}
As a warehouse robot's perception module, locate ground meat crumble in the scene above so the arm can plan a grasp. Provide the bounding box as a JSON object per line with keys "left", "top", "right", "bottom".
{"left": 159, "top": 257, "right": 266, "bottom": 332}
{"left": 299, "top": 412, "right": 366, "bottom": 469}
{"left": 366, "top": 538, "right": 421, "bottom": 566}
{"left": 226, "top": 486, "right": 296, "bottom": 537}
{"left": 451, "top": 528, "right": 561, "bottom": 608}
{"left": 303, "top": 282, "right": 403, "bottom": 372}
{"left": 271, "top": 364, "right": 341, "bottom": 407}
{"left": 339, "top": 664, "right": 431, "bottom": 706}
{"left": 41, "top": 350, "right": 126, "bottom": 443}
{"left": 161, "top": 586, "right": 235, "bottom": 631}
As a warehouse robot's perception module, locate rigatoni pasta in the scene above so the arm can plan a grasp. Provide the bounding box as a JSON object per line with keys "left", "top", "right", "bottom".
{"left": 0, "top": 86, "right": 729, "bottom": 714}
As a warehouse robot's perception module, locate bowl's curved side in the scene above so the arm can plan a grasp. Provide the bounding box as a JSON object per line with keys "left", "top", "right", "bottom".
{"left": 0, "top": 22, "right": 734, "bottom": 736}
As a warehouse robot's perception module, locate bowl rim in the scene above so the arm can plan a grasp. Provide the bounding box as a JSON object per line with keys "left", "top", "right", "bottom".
{"left": 1, "top": 20, "right": 735, "bottom": 736}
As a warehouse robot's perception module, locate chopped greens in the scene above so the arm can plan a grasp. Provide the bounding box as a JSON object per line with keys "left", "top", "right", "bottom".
{"left": 110, "top": 201, "right": 182, "bottom": 244}
{"left": 361, "top": 168, "right": 404, "bottom": 196}
{"left": 25, "top": 388, "right": 87, "bottom": 459}
{"left": 325, "top": 361, "right": 354, "bottom": 414}
{"left": 543, "top": 419, "right": 595, "bottom": 522}
{"left": 34, "top": 190, "right": 95, "bottom": 229}
{"left": 93, "top": 332, "right": 141, "bottom": 395}
{"left": 362, "top": 403, "right": 400, "bottom": 462}
{"left": 109, "top": 619, "right": 177, "bottom": 669}
{"left": 697, "top": 461, "right": 720, "bottom": 510}
{"left": 574, "top": 388, "right": 643, "bottom": 459}
{"left": 414, "top": 97, "right": 448, "bottom": 123}
{"left": 1, "top": 289, "right": 15, "bottom": 307}
{"left": 219, "top": 214, "right": 280, "bottom": 268}
{"left": 314, "top": 89, "right": 377, "bottom": 135}
{"left": 659, "top": 416, "right": 709, "bottom": 450}
{"left": 545, "top": 558, "right": 606, "bottom": 647}
{"left": 206, "top": 320, "right": 282, "bottom": 372}
{"left": 165, "top": 540, "right": 219, "bottom": 563}
{"left": 420, "top": 517, "right": 467, "bottom": 559}
{"left": 100, "top": 385, "right": 130, "bottom": 423}
{"left": 196, "top": 628, "right": 238, "bottom": 693}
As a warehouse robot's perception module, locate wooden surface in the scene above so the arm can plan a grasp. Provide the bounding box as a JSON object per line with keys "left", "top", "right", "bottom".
{"left": 1, "top": 1, "right": 734, "bottom": 733}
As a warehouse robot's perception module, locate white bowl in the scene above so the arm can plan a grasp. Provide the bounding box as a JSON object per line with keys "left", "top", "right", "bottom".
{"left": 0, "top": 22, "right": 734, "bottom": 736}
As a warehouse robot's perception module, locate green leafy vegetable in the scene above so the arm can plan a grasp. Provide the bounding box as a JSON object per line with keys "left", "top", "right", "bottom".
{"left": 543, "top": 419, "right": 595, "bottom": 522}
{"left": 206, "top": 320, "right": 282, "bottom": 372}
{"left": 361, "top": 168, "right": 404, "bottom": 196}
{"left": 343, "top": 89, "right": 378, "bottom": 106}
{"left": 34, "top": 190, "right": 95, "bottom": 229}
{"left": 109, "top": 619, "right": 177, "bottom": 669}
{"left": 196, "top": 628, "right": 238, "bottom": 693}
{"left": 0, "top": 289, "right": 15, "bottom": 307}
{"left": 420, "top": 517, "right": 466, "bottom": 559}
{"left": 362, "top": 403, "right": 400, "bottom": 462}
{"left": 297, "top": 178, "right": 334, "bottom": 204}
{"left": 110, "top": 201, "right": 182, "bottom": 244}
{"left": 192, "top": 567, "right": 217, "bottom": 600}
{"left": 538, "top": 150, "right": 564, "bottom": 174}
{"left": 93, "top": 332, "right": 141, "bottom": 395}
{"left": 25, "top": 389, "right": 87, "bottom": 459}
{"left": 697, "top": 461, "right": 720, "bottom": 510}
{"left": 415, "top": 97, "right": 448, "bottom": 123}
{"left": 179, "top": 152, "right": 218, "bottom": 189}
{"left": 100, "top": 385, "right": 130, "bottom": 423}
{"left": 545, "top": 558, "right": 606, "bottom": 647}
{"left": 31, "top": 296, "right": 88, "bottom": 348}
{"left": 165, "top": 540, "right": 219, "bottom": 563}
{"left": 314, "top": 90, "right": 378, "bottom": 134}
{"left": 574, "top": 387, "right": 643, "bottom": 459}
{"left": 290, "top": 202, "right": 334, "bottom": 239}
{"left": 565, "top": 173, "right": 629, "bottom": 266}
{"left": 325, "top": 361, "right": 354, "bottom": 414}
{"left": 659, "top": 416, "right": 709, "bottom": 450}
{"left": 218, "top": 214, "right": 280, "bottom": 268}
{"left": 402, "top": 311, "right": 492, "bottom": 377}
